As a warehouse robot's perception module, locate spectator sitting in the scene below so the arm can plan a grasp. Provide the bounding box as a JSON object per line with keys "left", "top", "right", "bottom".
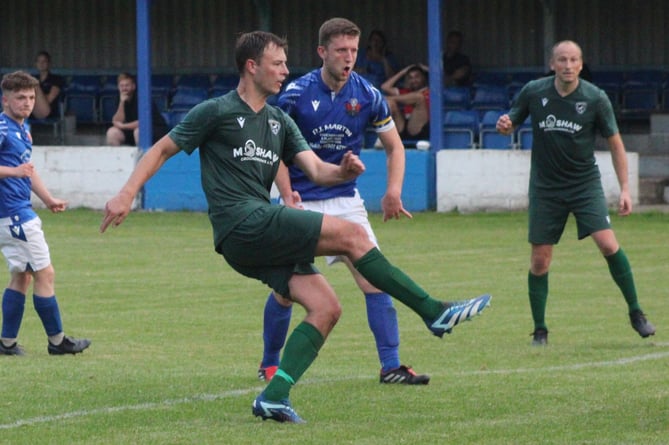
{"left": 443, "top": 31, "right": 472, "bottom": 87}
{"left": 354, "top": 29, "right": 399, "bottom": 88}
{"left": 32, "top": 50, "right": 65, "bottom": 119}
{"left": 381, "top": 64, "right": 430, "bottom": 143}
{"left": 105, "top": 73, "right": 168, "bottom": 146}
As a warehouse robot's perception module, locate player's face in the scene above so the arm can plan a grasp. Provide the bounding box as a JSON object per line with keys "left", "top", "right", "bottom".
{"left": 550, "top": 42, "right": 583, "bottom": 85}
{"left": 253, "top": 43, "right": 289, "bottom": 96}
{"left": 319, "top": 34, "right": 359, "bottom": 83}
{"left": 2, "top": 88, "right": 36, "bottom": 121}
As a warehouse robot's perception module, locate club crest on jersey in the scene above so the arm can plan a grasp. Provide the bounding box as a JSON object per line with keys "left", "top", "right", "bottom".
{"left": 575, "top": 102, "right": 587, "bottom": 114}
{"left": 268, "top": 119, "right": 280, "bottom": 135}
{"left": 345, "top": 98, "right": 361, "bottom": 116}
{"left": 237, "top": 117, "right": 245, "bottom": 128}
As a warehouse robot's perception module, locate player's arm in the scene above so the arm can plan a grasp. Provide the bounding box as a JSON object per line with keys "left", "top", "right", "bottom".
{"left": 100, "top": 135, "right": 180, "bottom": 232}
{"left": 377, "top": 128, "right": 412, "bottom": 221}
{"left": 607, "top": 132, "right": 632, "bottom": 216}
{"left": 30, "top": 169, "right": 67, "bottom": 213}
{"left": 274, "top": 161, "right": 302, "bottom": 208}
{"left": 292, "top": 150, "right": 364, "bottom": 187}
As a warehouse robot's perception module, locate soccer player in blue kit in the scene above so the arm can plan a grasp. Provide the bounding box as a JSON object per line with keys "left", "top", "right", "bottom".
{"left": 257, "top": 17, "right": 451, "bottom": 385}
{"left": 0, "top": 71, "right": 91, "bottom": 356}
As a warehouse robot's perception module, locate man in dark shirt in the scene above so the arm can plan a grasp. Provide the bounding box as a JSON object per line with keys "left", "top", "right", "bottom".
{"left": 105, "top": 72, "right": 168, "bottom": 146}
{"left": 443, "top": 31, "right": 472, "bottom": 87}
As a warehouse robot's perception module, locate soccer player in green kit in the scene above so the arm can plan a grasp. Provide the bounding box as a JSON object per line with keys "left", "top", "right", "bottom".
{"left": 100, "top": 31, "right": 490, "bottom": 423}
{"left": 497, "top": 40, "right": 655, "bottom": 345}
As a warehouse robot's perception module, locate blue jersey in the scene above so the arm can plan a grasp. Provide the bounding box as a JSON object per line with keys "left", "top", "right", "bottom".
{"left": 0, "top": 113, "right": 36, "bottom": 222}
{"left": 278, "top": 69, "right": 394, "bottom": 200}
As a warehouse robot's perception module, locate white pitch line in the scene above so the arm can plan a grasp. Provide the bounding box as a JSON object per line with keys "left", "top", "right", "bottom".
{"left": 2, "top": 348, "right": 668, "bottom": 430}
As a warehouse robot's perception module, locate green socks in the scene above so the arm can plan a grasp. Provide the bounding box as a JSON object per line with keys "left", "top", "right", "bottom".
{"left": 263, "top": 321, "right": 324, "bottom": 401}
{"left": 528, "top": 271, "right": 548, "bottom": 330}
{"left": 605, "top": 248, "right": 641, "bottom": 313}
{"left": 353, "top": 248, "right": 444, "bottom": 320}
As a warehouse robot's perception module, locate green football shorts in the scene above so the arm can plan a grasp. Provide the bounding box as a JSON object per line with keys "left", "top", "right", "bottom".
{"left": 528, "top": 184, "right": 611, "bottom": 244}
{"left": 217, "top": 204, "right": 323, "bottom": 298}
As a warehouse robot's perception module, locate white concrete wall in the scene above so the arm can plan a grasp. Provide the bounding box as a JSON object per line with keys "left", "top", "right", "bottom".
{"left": 28, "top": 146, "right": 639, "bottom": 214}
{"left": 30, "top": 145, "right": 141, "bottom": 210}
{"left": 437, "top": 150, "right": 639, "bottom": 213}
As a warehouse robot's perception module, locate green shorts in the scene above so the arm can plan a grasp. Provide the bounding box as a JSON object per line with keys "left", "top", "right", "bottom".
{"left": 217, "top": 205, "right": 323, "bottom": 298}
{"left": 528, "top": 184, "right": 611, "bottom": 245}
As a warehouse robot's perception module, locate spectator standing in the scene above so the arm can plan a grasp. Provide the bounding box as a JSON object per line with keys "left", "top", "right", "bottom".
{"left": 105, "top": 73, "right": 168, "bottom": 146}
{"left": 0, "top": 71, "right": 91, "bottom": 356}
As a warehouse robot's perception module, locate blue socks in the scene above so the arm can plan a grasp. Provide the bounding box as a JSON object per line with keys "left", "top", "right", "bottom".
{"left": 2, "top": 289, "right": 26, "bottom": 339}
{"left": 33, "top": 294, "right": 63, "bottom": 337}
{"left": 260, "top": 291, "right": 402, "bottom": 372}
{"left": 365, "top": 292, "right": 400, "bottom": 372}
{"left": 260, "top": 292, "right": 292, "bottom": 368}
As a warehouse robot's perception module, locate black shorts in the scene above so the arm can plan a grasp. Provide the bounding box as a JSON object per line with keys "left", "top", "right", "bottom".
{"left": 217, "top": 205, "right": 323, "bottom": 298}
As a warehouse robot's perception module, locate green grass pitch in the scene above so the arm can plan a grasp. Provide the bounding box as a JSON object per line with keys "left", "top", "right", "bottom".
{"left": 1, "top": 209, "right": 667, "bottom": 444}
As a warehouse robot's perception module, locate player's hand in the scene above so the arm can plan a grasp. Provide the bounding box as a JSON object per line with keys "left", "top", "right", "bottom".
{"left": 496, "top": 114, "right": 514, "bottom": 135}
{"left": 14, "top": 163, "right": 35, "bottom": 178}
{"left": 46, "top": 198, "right": 68, "bottom": 213}
{"left": 100, "top": 192, "right": 133, "bottom": 233}
{"left": 339, "top": 151, "right": 365, "bottom": 180}
{"left": 282, "top": 190, "right": 303, "bottom": 209}
{"left": 618, "top": 190, "right": 632, "bottom": 216}
{"left": 381, "top": 193, "right": 412, "bottom": 221}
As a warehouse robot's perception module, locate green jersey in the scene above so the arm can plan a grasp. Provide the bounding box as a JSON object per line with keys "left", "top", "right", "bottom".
{"left": 508, "top": 76, "right": 618, "bottom": 195}
{"left": 168, "top": 90, "right": 311, "bottom": 249}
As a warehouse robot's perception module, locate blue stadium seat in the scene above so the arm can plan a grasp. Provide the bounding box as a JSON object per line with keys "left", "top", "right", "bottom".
{"left": 517, "top": 116, "right": 532, "bottom": 150}
{"left": 442, "top": 87, "right": 471, "bottom": 111}
{"left": 151, "top": 74, "right": 175, "bottom": 94}
{"left": 170, "top": 87, "right": 209, "bottom": 111}
{"left": 472, "top": 71, "right": 510, "bottom": 87}
{"left": 64, "top": 75, "right": 102, "bottom": 123}
{"left": 620, "top": 82, "right": 660, "bottom": 120}
{"left": 175, "top": 74, "right": 212, "bottom": 90}
{"left": 212, "top": 74, "right": 238, "bottom": 91}
{"left": 167, "top": 110, "right": 189, "bottom": 127}
{"left": 479, "top": 110, "right": 513, "bottom": 149}
{"left": 442, "top": 110, "right": 479, "bottom": 149}
{"left": 470, "top": 85, "right": 509, "bottom": 117}
{"left": 98, "top": 94, "right": 119, "bottom": 123}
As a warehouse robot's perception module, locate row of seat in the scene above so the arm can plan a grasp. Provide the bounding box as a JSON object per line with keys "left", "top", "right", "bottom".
{"left": 442, "top": 109, "right": 532, "bottom": 150}
{"left": 60, "top": 73, "right": 240, "bottom": 124}
{"left": 459, "top": 69, "right": 669, "bottom": 122}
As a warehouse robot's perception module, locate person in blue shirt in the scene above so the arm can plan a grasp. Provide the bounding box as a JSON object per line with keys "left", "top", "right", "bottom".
{"left": 0, "top": 71, "right": 91, "bottom": 356}
{"left": 354, "top": 29, "right": 399, "bottom": 89}
{"left": 256, "top": 17, "right": 480, "bottom": 386}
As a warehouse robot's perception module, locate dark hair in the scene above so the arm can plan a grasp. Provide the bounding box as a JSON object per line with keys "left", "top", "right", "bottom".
{"left": 318, "top": 17, "right": 361, "bottom": 47}
{"left": 367, "top": 29, "right": 387, "bottom": 48}
{"left": 1, "top": 71, "right": 39, "bottom": 94}
{"left": 234, "top": 31, "right": 288, "bottom": 73}
{"left": 36, "top": 50, "right": 52, "bottom": 62}
{"left": 447, "top": 30, "right": 463, "bottom": 41}
{"left": 407, "top": 64, "right": 428, "bottom": 79}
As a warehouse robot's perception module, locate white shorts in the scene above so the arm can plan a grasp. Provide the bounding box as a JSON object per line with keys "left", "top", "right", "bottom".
{"left": 0, "top": 216, "right": 51, "bottom": 273}
{"left": 296, "top": 190, "right": 379, "bottom": 266}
